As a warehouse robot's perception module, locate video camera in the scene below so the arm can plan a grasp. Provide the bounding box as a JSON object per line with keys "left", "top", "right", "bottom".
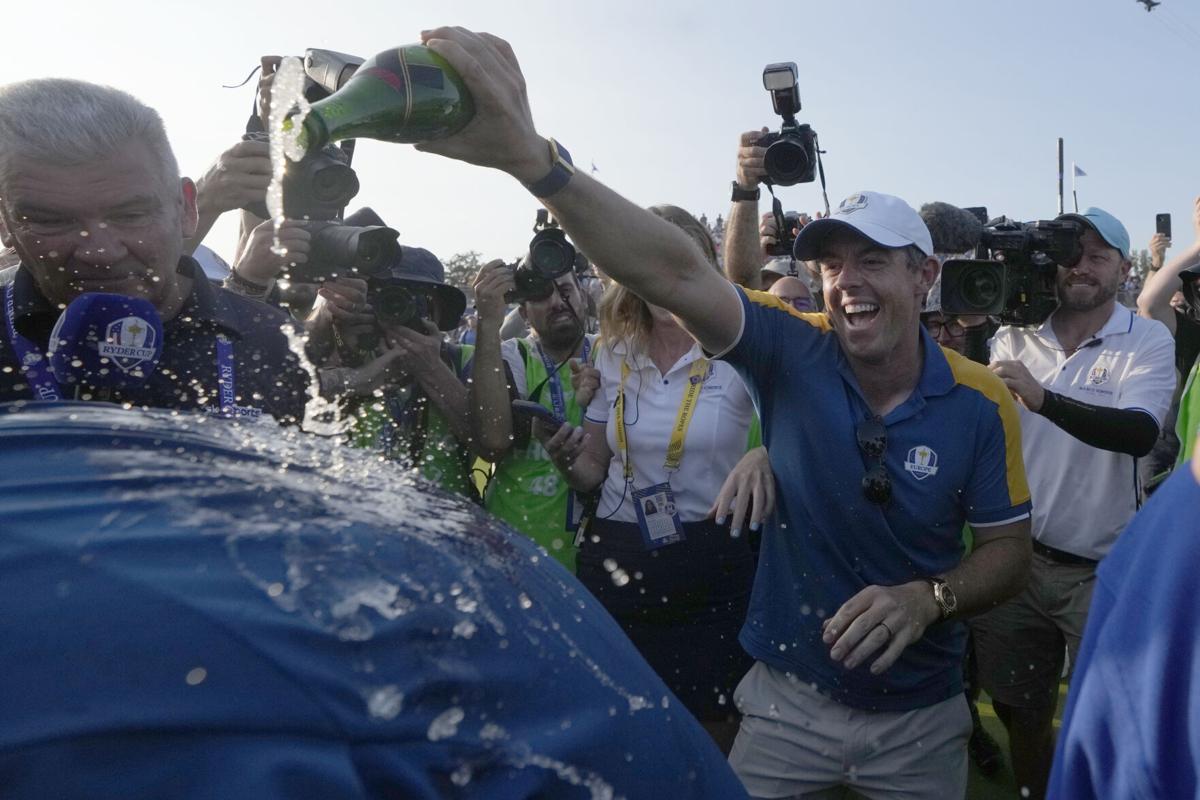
{"left": 941, "top": 218, "right": 1085, "bottom": 326}
{"left": 757, "top": 63, "right": 819, "bottom": 187}
{"left": 504, "top": 210, "right": 583, "bottom": 304}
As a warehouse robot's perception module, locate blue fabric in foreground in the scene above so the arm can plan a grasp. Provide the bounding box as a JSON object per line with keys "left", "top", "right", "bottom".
{"left": 0, "top": 401, "right": 746, "bottom": 800}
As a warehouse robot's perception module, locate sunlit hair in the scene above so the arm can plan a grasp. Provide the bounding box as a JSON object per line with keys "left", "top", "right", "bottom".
{"left": 0, "top": 79, "right": 180, "bottom": 198}
{"left": 598, "top": 204, "right": 719, "bottom": 355}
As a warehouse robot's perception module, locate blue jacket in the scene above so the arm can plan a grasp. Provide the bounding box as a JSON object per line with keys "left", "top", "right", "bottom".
{"left": 1049, "top": 465, "right": 1200, "bottom": 799}
{"left": 0, "top": 402, "right": 746, "bottom": 799}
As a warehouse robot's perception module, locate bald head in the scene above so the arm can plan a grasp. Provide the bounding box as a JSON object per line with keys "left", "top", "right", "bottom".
{"left": 769, "top": 276, "right": 814, "bottom": 312}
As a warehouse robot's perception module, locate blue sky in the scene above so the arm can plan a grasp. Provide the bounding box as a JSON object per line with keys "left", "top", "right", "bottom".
{"left": 5, "top": 0, "right": 1196, "bottom": 264}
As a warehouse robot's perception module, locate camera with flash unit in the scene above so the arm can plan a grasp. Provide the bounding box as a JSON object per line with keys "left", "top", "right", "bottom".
{"left": 757, "top": 62, "right": 819, "bottom": 187}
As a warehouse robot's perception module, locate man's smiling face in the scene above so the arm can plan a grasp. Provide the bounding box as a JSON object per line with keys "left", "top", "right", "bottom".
{"left": 818, "top": 227, "right": 935, "bottom": 368}
{"left": 0, "top": 139, "right": 196, "bottom": 315}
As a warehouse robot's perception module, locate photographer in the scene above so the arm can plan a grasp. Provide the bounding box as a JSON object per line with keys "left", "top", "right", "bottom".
{"left": 971, "top": 207, "right": 1176, "bottom": 799}
{"left": 319, "top": 246, "right": 477, "bottom": 498}
{"left": 723, "top": 127, "right": 771, "bottom": 290}
{"left": 186, "top": 138, "right": 272, "bottom": 259}
{"left": 722, "top": 128, "right": 815, "bottom": 293}
{"left": 468, "top": 256, "right": 596, "bottom": 569}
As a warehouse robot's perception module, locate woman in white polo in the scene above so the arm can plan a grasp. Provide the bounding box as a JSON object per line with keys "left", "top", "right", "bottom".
{"left": 540, "top": 204, "right": 768, "bottom": 754}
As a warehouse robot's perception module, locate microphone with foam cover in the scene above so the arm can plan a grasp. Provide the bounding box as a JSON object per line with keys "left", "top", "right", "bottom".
{"left": 48, "top": 293, "right": 164, "bottom": 393}
{"left": 919, "top": 202, "right": 985, "bottom": 255}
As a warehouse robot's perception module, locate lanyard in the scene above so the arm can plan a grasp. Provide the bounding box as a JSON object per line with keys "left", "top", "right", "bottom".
{"left": 6, "top": 283, "right": 240, "bottom": 414}
{"left": 215, "top": 334, "right": 237, "bottom": 418}
{"left": 535, "top": 336, "right": 592, "bottom": 421}
{"left": 5, "top": 283, "right": 62, "bottom": 400}
{"left": 615, "top": 355, "right": 708, "bottom": 485}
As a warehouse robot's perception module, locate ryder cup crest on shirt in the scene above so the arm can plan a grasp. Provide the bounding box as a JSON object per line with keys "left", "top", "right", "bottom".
{"left": 99, "top": 316, "right": 158, "bottom": 373}
{"left": 1079, "top": 353, "right": 1118, "bottom": 398}
{"left": 904, "top": 445, "right": 939, "bottom": 480}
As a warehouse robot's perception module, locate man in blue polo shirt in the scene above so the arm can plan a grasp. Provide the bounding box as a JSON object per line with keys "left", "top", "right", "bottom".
{"left": 407, "top": 28, "right": 1033, "bottom": 796}
{"left": 0, "top": 78, "right": 306, "bottom": 423}
{"left": 1047, "top": 440, "right": 1200, "bottom": 800}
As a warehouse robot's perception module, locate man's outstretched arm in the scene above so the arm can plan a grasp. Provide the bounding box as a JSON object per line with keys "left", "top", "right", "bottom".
{"left": 414, "top": 27, "right": 743, "bottom": 355}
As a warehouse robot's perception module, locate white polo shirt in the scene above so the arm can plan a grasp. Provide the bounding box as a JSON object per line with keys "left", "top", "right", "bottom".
{"left": 585, "top": 338, "right": 755, "bottom": 524}
{"left": 991, "top": 304, "right": 1176, "bottom": 560}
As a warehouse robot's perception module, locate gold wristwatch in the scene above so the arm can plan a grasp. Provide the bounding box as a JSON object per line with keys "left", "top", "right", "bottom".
{"left": 927, "top": 577, "right": 958, "bottom": 620}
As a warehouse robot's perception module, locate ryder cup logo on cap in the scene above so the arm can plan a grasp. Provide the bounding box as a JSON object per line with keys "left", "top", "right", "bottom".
{"left": 99, "top": 316, "right": 158, "bottom": 373}
{"left": 904, "top": 445, "right": 939, "bottom": 480}
{"left": 793, "top": 190, "right": 934, "bottom": 261}
{"left": 838, "top": 193, "right": 870, "bottom": 214}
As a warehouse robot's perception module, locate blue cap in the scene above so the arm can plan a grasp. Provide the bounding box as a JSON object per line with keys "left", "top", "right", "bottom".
{"left": 1057, "top": 207, "right": 1130, "bottom": 259}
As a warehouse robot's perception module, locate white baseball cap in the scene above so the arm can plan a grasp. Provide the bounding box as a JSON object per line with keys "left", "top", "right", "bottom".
{"left": 761, "top": 257, "right": 798, "bottom": 277}
{"left": 793, "top": 191, "right": 934, "bottom": 261}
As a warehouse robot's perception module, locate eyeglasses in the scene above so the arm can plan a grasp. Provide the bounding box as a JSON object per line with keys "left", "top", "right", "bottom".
{"left": 856, "top": 415, "right": 891, "bottom": 505}
{"left": 924, "top": 318, "right": 965, "bottom": 338}
{"left": 783, "top": 295, "right": 816, "bottom": 312}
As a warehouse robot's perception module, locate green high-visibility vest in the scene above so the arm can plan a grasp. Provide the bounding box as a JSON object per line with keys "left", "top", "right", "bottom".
{"left": 350, "top": 344, "right": 477, "bottom": 499}
{"left": 485, "top": 338, "right": 589, "bottom": 570}
{"left": 1176, "top": 359, "right": 1200, "bottom": 466}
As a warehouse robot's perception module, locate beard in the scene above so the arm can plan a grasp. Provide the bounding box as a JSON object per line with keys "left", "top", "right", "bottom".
{"left": 537, "top": 313, "right": 583, "bottom": 352}
{"left": 1057, "top": 273, "right": 1119, "bottom": 313}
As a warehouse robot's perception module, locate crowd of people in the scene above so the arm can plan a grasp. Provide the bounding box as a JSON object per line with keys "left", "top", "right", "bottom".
{"left": 1, "top": 26, "right": 1198, "bottom": 800}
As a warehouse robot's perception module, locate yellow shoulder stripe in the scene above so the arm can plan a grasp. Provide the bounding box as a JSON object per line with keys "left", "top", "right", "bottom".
{"left": 743, "top": 288, "right": 833, "bottom": 332}
{"left": 944, "top": 347, "right": 1031, "bottom": 505}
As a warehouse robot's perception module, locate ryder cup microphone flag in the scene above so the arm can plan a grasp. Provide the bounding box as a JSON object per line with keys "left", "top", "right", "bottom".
{"left": 48, "top": 293, "right": 164, "bottom": 390}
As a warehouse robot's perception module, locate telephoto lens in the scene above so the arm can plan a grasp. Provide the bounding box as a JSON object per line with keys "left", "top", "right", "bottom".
{"left": 527, "top": 228, "right": 576, "bottom": 278}
{"left": 292, "top": 223, "right": 400, "bottom": 282}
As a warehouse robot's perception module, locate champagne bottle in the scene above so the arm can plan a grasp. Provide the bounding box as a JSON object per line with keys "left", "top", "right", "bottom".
{"left": 297, "top": 44, "right": 474, "bottom": 151}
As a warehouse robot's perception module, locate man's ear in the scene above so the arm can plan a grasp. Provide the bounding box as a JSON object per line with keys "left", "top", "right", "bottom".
{"left": 918, "top": 255, "right": 940, "bottom": 295}
{"left": 180, "top": 178, "right": 199, "bottom": 240}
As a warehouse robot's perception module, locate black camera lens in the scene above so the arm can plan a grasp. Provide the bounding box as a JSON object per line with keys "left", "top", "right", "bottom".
{"left": 960, "top": 264, "right": 1004, "bottom": 311}
{"left": 373, "top": 285, "right": 418, "bottom": 326}
{"left": 297, "top": 223, "right": 399, "bottom": 281}
{"left": 763, "top": 138, "right": 812, "bottom": 186}
{"left": 527, "top": 228, "right": 575, "bottom": 279}
{"left": 308, "top": 161, "right": 360, "bottom": 206}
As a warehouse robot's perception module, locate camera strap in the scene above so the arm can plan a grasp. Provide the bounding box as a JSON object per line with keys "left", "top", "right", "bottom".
{"left": 814, "top": 133, "right": 831, "bottom": 217}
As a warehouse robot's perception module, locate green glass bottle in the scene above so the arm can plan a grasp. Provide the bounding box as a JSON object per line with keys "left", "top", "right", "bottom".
{"left": 298, "top": 44, "right": 475, "bottom": 151}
